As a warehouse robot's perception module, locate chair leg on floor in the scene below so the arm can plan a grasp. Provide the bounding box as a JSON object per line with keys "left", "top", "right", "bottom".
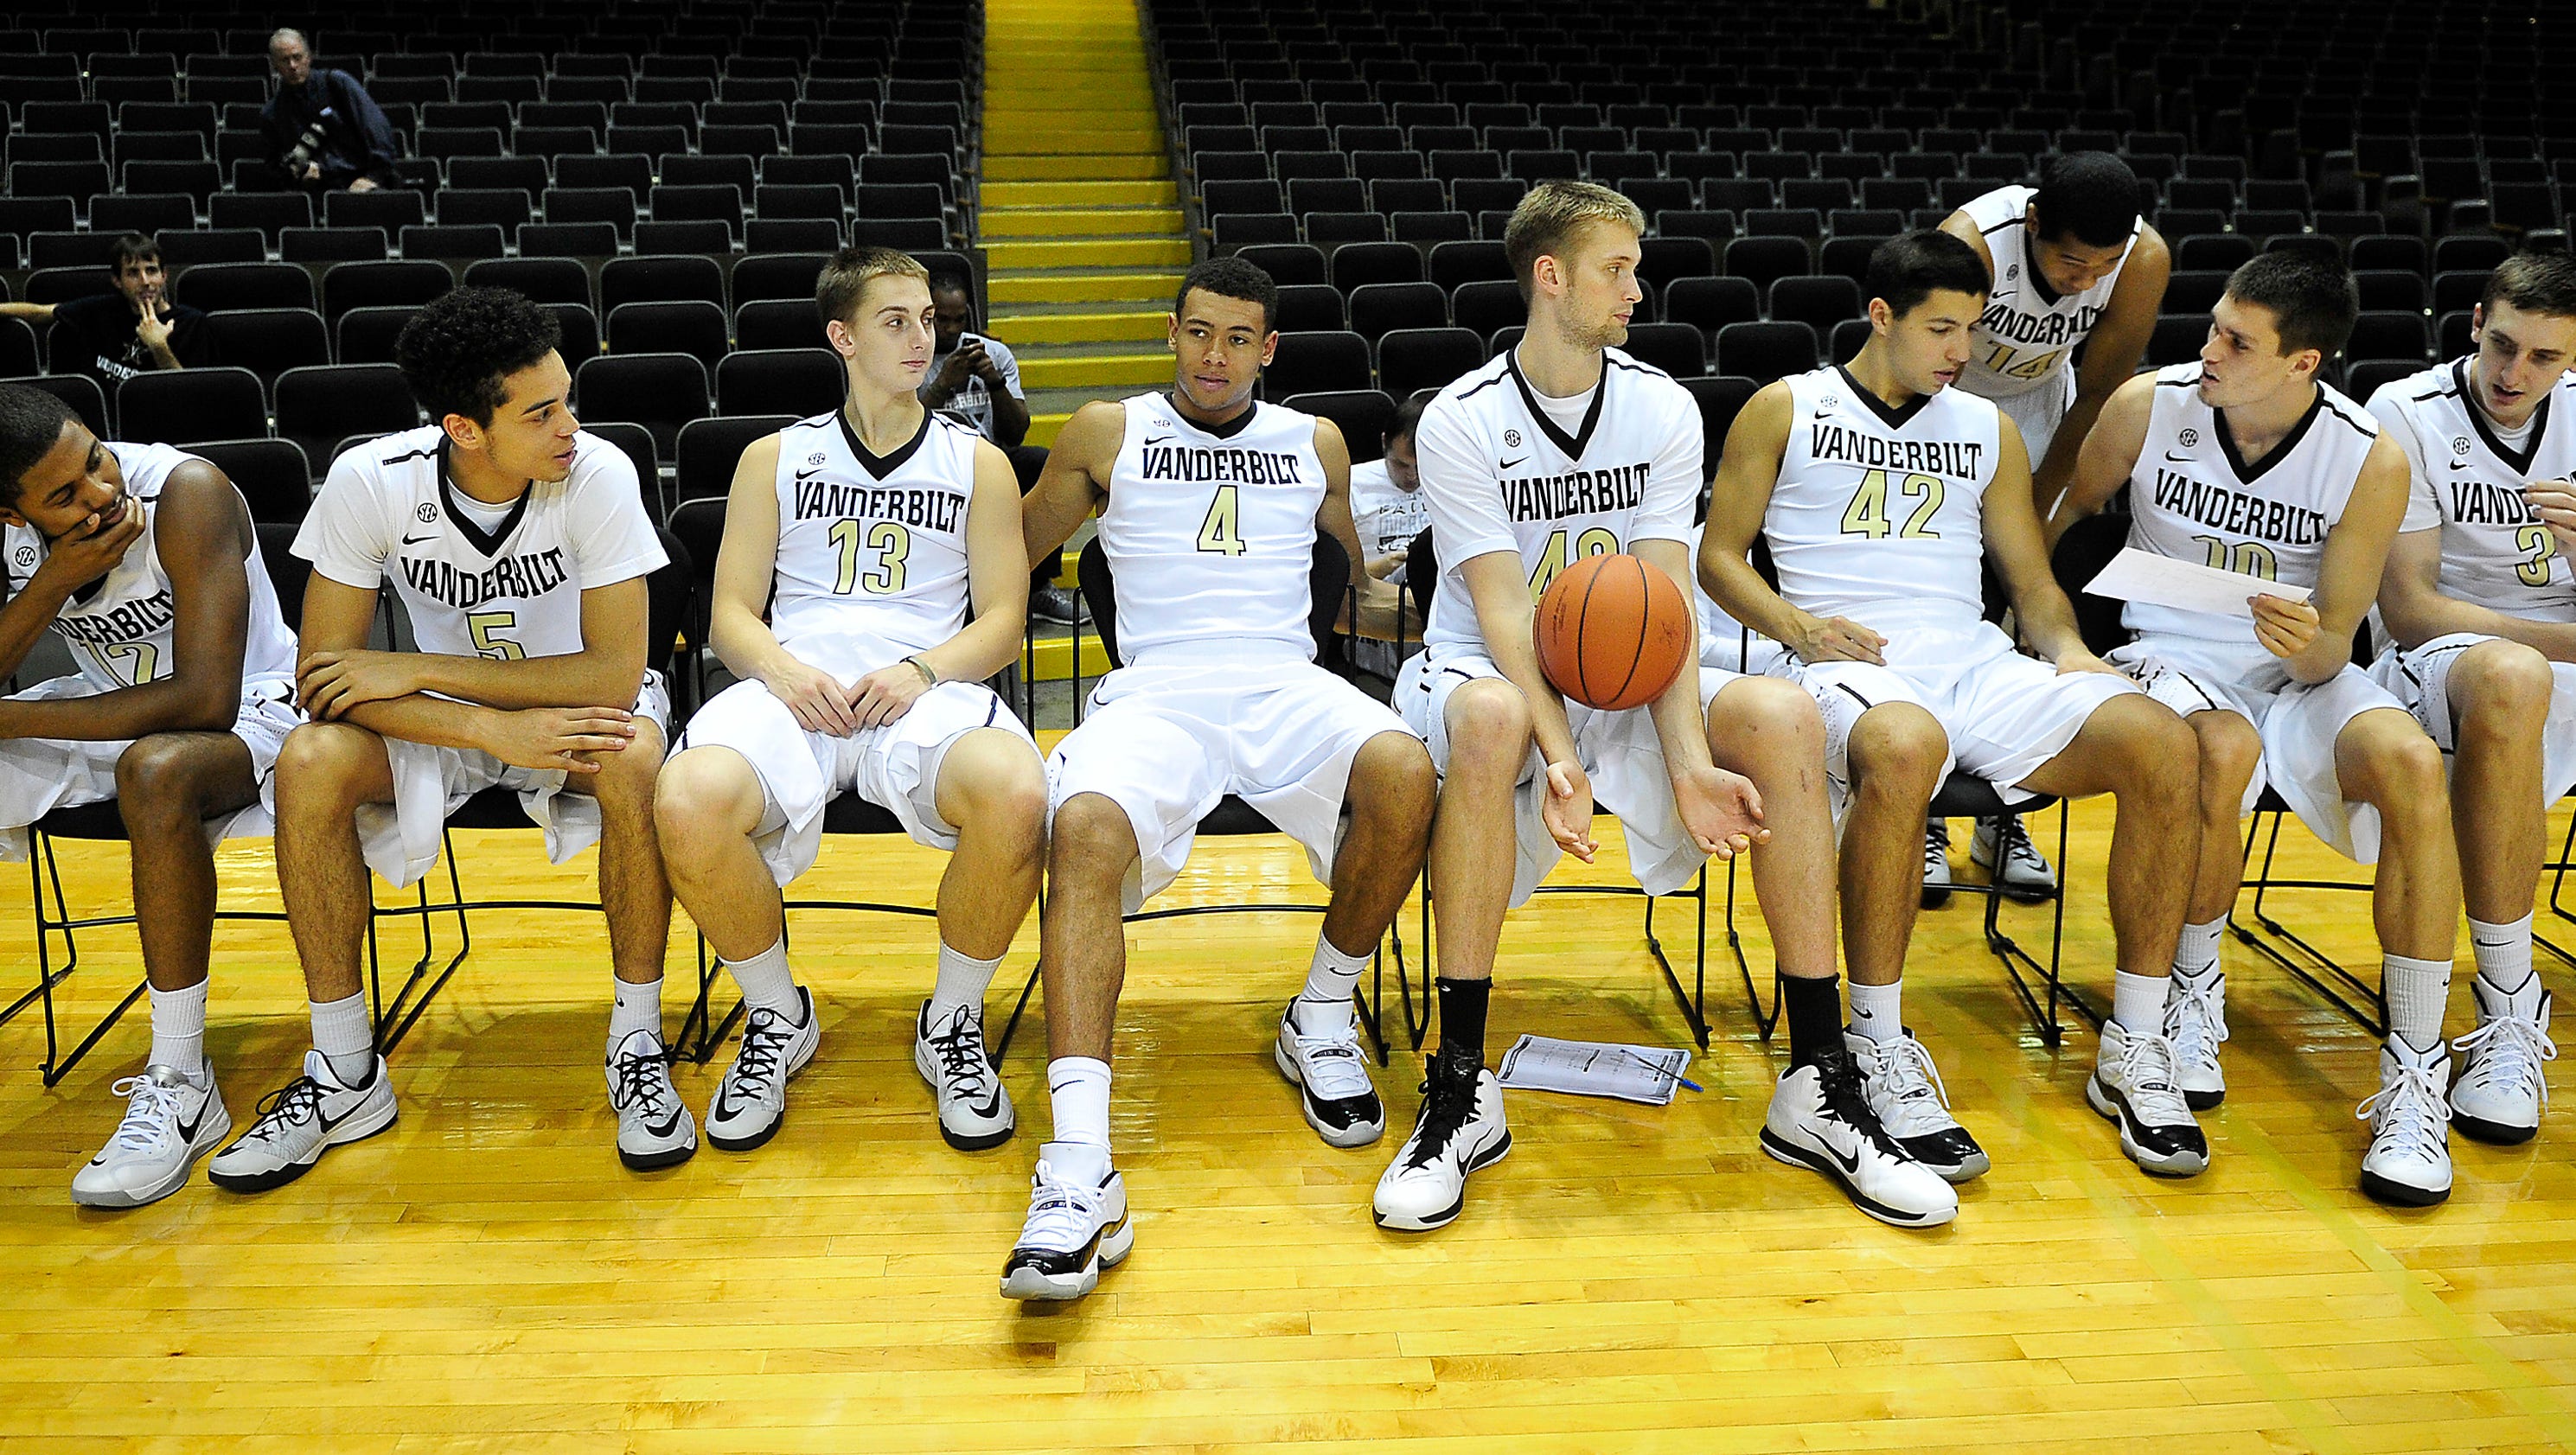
{"left": 991, "top": 957, "right": 1044, "bottom": 1064}
{"left": 1644, "top": 871, "right": 1713, "bottom": 1050}
{"left": 2228, "top": 809, "right": 2387, "bottom": 1035}
{"left": 1721, "top": 857, "right": 1780, "bottom": 1041}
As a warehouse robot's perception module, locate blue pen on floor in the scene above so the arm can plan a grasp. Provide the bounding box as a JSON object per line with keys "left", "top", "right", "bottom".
{"left": 1619, "top": 1047, "right": 1702, "bottom": 1093}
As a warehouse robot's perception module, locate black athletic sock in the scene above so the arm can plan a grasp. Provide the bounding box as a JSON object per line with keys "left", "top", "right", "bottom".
{"left": 1781, "top": 973, "right": 1844, "bottom": 1069}
{"left": 1435, "top": 976, "right": 1490, "bottom": 1065}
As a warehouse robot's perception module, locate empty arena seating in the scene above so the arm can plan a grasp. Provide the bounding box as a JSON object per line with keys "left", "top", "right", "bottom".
{"left": 1, "top": 1, "right": 984, "bottom": 499}
{"left": 1165, "top": 0, "right": 2571, "bottom": 405}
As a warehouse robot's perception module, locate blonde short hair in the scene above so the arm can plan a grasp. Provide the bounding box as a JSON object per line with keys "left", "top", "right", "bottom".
{"left": 815, "top": 246, "right": 930, "bottom": 328}
{"left": 1503, "top": 180, "right": 1646, "bottom": 302}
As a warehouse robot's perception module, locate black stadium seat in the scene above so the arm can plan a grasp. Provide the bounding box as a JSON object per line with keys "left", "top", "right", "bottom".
{"left": 273, "top": 365, "right": 420, "bottom": 482}
{"left": 1373, "top": 327, "right": 1484, "bottom": 399}
{"left": 576, "top": 352, "right": 712, "bottom": 456}
{"left": 607, "top": 300, "right": 731, "bottom": 373}
{"left": 203, "top": 308, "right": 330, "bottom": 394}
{"left": 1264, "top": 331, "right": 1371, "bottom": 400}
{"left": 715, "top": 349, "right": 844, "bottom": 418}
{"left": 117, "top": 366, "right": 266, "bottom": 446}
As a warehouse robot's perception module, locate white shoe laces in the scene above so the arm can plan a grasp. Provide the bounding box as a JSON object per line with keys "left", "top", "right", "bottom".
{"left": 1864, "top": 1035, "right": 1958, "bottom": 1134}
{"left": 2451, "top": 1013, "right": 2556, "bottom": 1109}
{"left": 1290, "top": 1019, "right": 1375, "bottom": 1102}
{"left": 105, "top": 1075, "right": 187, "bottom": 1154}
{"left": 2108, "top": 1028, "right": 2195, "bottom": 1126}
{"left": 1019, "top": 1161, "right": 1107, "bottom": 1251}
{"left": 2357, "top": 1059, "right": 2451, "bottom": 1164}
{"left": 2163, "top": 972, "right": 2230, "bottom": 1071}
{"left": 1986, "top": 817, "right": 2052, "bottom": 879}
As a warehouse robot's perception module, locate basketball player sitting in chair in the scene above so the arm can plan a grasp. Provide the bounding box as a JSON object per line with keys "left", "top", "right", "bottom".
{"left": 0, "top": 384, "right": 302, "bottom": 1208}
{"left": 2053, "top": 253, "right": 2458, "bottom": 1206}
{"left": 1004, "top": 257, "right": 1434, "bottom": 1301}
{"left": 210, "top": 288, "right": 680, "bottom": 1191}
{"left": 655, "top": 247, "right": 1046, "bottom": 1163}
{"left": 1397, "top": 181, "right": 1958, "bottom": 1233}
{"left": 1703, "top": 231, "right": 2206, "bottom": 1187}
{"left": 2369, "top": 251, "right": 2576, "bottom": 1158}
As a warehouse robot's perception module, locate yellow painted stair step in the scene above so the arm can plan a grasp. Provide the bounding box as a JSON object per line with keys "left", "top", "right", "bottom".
{"left": 985, "top": 237, "right": 1192, "bottom": 268}
{"left": 1017, "top": 353, "right": 1173, "bottom": 388}
{"left": 990, "top": 271, "right": 1186, "bottom": 305}
{"left": 988, "top": 311, "right": 1170, "bottom": 346}
{"left": 981, "top": 180, "right": 1178, "bottom": 207}
{"left": 985, "top": 155, "right": 1169, "bottom": 182}
{"left": 979, "top": 207, "right": 1186, "bottom": 239}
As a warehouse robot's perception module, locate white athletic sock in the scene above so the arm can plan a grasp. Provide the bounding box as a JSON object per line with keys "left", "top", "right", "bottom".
{"left": 2382, "top": 952, "right": 2455, "bottom": 1048}
{"left": 2469, "top": 914, "right": 2535, "bottom": 1003}
{"left": 608, "top": 975, "right": 662, "bottom": 1052}
{"left": 1847, "top": 978, "right": 1902, "bottom": 1043}
{"left": 1291, "top": 933, "right": 1369, "bottom": 1034}
{"left": 723, "top": 937, "right": 802, "bottom": 1021}
{"left": 148, "top": 980, "right": 208, "bottom": 1082}
{"left": 1046, "top": 1056, "right": 1112, "bottom": 1152}
{"left": 309, "top": 991, "right": 375, "bottom": 1087}
{"left": 927, "top": 941, "right": 1004, "bottom": 1024}
{"left": 2174, "top": 916, "right": 2224, "bottom": 978}
{"left": 2110, "top": 969, "right": 2167, "bottom": 1039}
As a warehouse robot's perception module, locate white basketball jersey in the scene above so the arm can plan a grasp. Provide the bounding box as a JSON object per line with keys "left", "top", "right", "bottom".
{"left": 1958, "top": 185, "right": 2140, "bottom": 401}
{"left": 4, "top": 441, "right": 297, "bottom": 694}
{"left": 2368, "top": 359, "right": 2576, "bottom": 620}
{"left": 296, "top": 424, "right": 667, "bottom": 662}
{"left": 768, "top": 408, "right": 981, "bottom": 677}
{"left": 1097, "top": 392, "right": 1327, "bottom": 665}
{"left": 2124, "top": 363, "right": 2380, "bottom": 643}
{"left": 1761, "top": 365, "right": 2003, "bottom": 633}
{"left": 1415, "top": 347, "right": 1700, "bottom": 655}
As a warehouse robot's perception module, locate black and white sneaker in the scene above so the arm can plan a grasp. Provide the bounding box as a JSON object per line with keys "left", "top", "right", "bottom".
{"left": 607, "top": 1029, "right": 697, "bottom": 1170}
{"left": 1760, "top": 1049, "right": 1958, "bottom": 1227}
{"left": 2449, "top": 974, "right": 2554, "bottom": 1145}
{"left": 1031, "top": 585, "right": 1088, "bottom": 625}
{"left": 2087, "top": 1019, "right": 2210, "bottom": 1176}
{"left": 1371, "top": 1048, "right": 1511, "bottom": 1231}
{"left": 72, "top": 1060, "right": 231, "bottom": 1209}
{"left": 706, "top": 986, "right": 821, "bottom": 1152}
{"left": 2359, "top": 1035, "right": 2453, "bottom": 1207}
{"left": 1274, "top": 999, "right": 1384, "bottom": 1148}
{"left": 915, "top": 999, "right": 1015, "bottom": 1151}
{"left": 1846, "top": 1029, "right": 1989, "bottom": 1181}
{"left": 207, "top": 1050, "right": 397, "bottom": 1193}
{"left": 1971, "top": 814, "right": 2057, "bottom": 901}
{"left": 2161, "top": 964, "right": 2229, "bottom": 1109}
{"left": 1000, "top": 1143, "right": 1132, "bottom": 1302}
{"left": 1921, "top": 819, "right": 1953, "bottom": 909}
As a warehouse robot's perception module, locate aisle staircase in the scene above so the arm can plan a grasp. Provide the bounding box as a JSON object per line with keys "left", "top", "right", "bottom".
{"left": 977, "top": 0, "right": 1186, "bottom": 449}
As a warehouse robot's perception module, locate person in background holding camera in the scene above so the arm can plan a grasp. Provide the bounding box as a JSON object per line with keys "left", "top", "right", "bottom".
{"left": 0, "top": 236, "right": 207, "bottom": 394}
{"left": 260, "top": 29, "right": 398, "bottom": 195}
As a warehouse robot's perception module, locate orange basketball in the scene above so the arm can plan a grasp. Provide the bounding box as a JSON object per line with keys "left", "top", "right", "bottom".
{"left": 1532, "top": 552, "right": 1692, "bottom": 712}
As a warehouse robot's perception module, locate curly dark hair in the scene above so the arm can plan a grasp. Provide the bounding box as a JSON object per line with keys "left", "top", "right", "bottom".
{"left": 0, "top": 383, "right": 77, "bottom": 506}
{"left": 394, "top": 286, "right": 563, "bottom": 425}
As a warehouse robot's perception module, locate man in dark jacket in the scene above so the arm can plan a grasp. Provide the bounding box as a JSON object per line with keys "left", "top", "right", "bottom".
{"left": 260, "top": 29, "right": 399, "bottom": 194}
{"left": 0, "top": 235, "right": 209, "bottom": 392}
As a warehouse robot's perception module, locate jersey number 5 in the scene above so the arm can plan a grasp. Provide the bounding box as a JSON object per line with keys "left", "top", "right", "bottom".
{"left": 467, "top": 610, "right": 526, "bottom": 660}
{"left": 830, "top": 519, "right": 911, "bottom": 594}
{"left": 1196, "top": 484, "right": 1247, "bottom": 555}
{"left": 1839, "top": 469, "right": 1945, "bottom": 539}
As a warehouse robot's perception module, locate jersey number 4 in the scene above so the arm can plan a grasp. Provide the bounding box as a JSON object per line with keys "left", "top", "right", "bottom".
{"left": 1196, "top": 484, "right": 1247, "bottom": 555}
{"left": 830, "top": 519, "right": 911, "bottom": 594}
{"left": 1838, "top": 469, "right": 1945, "bottom": 539}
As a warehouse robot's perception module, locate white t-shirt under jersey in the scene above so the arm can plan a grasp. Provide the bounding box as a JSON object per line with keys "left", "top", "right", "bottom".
{"left": 1415, "top": 345, "right": 1699, "bottom": 656}
{"left": 1096, "top": 392, "right": 1329, "bottom": 666}
{"left": 4, "top": 441, "right": 299, "bottom": 695}
{"left": 768, "top": 407, "right": 983, "bottom": 679}
{"left": 296, "top": 424, "right": 666, "bottom": 663}
{"left": 2368, "top": 358, "right": 2576, "bottom": 621}
{"left": 1761, "top": 364, "right": 2004, "bottom": 634}
{"left": 1957, "top": 184, "right": 2140, "bottom": 401}
{"left": 1347, "top": 457, "right": 1429, "bottom": 567}
{"left": 2123, "top": 363, "right": 2381, "bottom": 669}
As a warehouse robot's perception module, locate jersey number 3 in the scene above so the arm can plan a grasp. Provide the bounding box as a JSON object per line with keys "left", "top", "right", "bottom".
{"left": 830, "top": 519, "right": 911, "bottom": 594}
{"left": 1839, "top": 469, "right": 1945, "bottom": 539}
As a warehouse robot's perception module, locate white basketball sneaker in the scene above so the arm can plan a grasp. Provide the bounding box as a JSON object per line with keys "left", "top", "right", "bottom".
{"left": 71, "top": 1061, "right": 231, "bottom": 1209}
{"left": 2087, "top": 1019, "right": 2210, "bottom": 1177}
{"left": 1760, "top": 1048, "right": 1958, "bottom": 1227}
{"left": 1274, "top": 999, "right": 1385, "bottom": 1148}
{"left": 207, "top": 1050, "right": 397, "bottom": 1193}
{"left": 1000, "top": 1143, "right": 1132, "bottom": 1302}
{"left": 705, "top": 986, "right": 821, "bottom": 1152}
{"left": 1971, "top": 814, "right": 2057, "bottom": 901}
{"left": 1372, "top": 1048, "right": 1511, "bottom": 1231}
{"left": 606, "top": 1029, "right": 697, "bottom": 1171}
{"left": 2161, "top": 964, "right": 2230, "bottom": 1109}
{"left": 1846, "top": 1028, "right": 1989, "bottom": 1181}
{"left": 2359, "top": 1035, "right": 2454, "bottom": 1207}
{"left": 914, "top": 999, "right": 1016, "bottom": 1151}
{"left": 2449, "top": 974, "right": 2554, "bottom": 1146}
{"left": 1921, "top": 820, "right": 1953, "bottom": 909}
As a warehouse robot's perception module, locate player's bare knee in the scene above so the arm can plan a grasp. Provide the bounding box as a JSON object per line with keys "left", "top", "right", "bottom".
{"left": 2106, "top": 696, "right": 2198, "bottom": 801}
{"left": 2454, "top": 641, "right": 2554, "bottom": 743}
{"left": 113, "top": 735, "right": 221, "bottom": 821}
{"left": 587, "top": 727, "right": 663, "bottom": 808}
{"left": 1713, "top": 676, "right": 1825, "bottom": 763}
{"left": 2190, "top": 712, "right": 2262, "bottom": 801}
{"left": 945, "top": 736, "right": 1048, "bottom": 848}
{"left": 654, "top": 747, "right": 761, "bottom": 842}
{"left": 1049, "top": 793, "right": 1138, "bottom": 881}
{"left": 1352, "top": 730, "right": 1435, "bottom": 823}
{"left": 1443, "top": 679, "right": 1532, "bottom": 774}
{"left": 272, "top": 722, "right": 380, "bottom": 812}
{"left": 1847, "top": 703, "right": 1946, "bottom": 801}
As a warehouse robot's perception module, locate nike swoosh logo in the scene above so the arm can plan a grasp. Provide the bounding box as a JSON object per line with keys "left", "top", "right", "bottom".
{"left": 1829, "top": 1140, "right": 1862, "bottom": 1174}
{"left": 1499, "top": 456, "right": 1527, "bottom": 469}
{"left": 2449, "top": 460, "right": 2476, "bottom": 471}
{"left": 973, "top": 1088, "right": 1003, "bottom": 1117}
{"left": 2163, "top": 450, "right": 2193, "bottom": 463}
{"left": 1145, "top": 435, "right": 1173, "bottom": 448}
{"left": 400, "top": 533, "right": 436, "bottom": 546}
{"left": 176, "top": 1101, "right": 208, "bottom": 1142}
{"left": 647, "top": 1110, "right": 682, "bottom": 1137}
{"left": 794, "top": 467, "right": 826, "bottom": 481}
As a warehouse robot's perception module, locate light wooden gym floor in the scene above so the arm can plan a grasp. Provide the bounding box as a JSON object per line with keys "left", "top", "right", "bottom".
{"left": 3, "top": 782, "right": 2574, "bottom": 1452}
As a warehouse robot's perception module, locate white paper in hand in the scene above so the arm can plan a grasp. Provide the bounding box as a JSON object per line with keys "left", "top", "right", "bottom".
{"left": 1496, "top": 1034, "right": 1694, "bottom": 1106}
{"left": 2083, "top": 547, "right": 2313, "bottom": 619}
